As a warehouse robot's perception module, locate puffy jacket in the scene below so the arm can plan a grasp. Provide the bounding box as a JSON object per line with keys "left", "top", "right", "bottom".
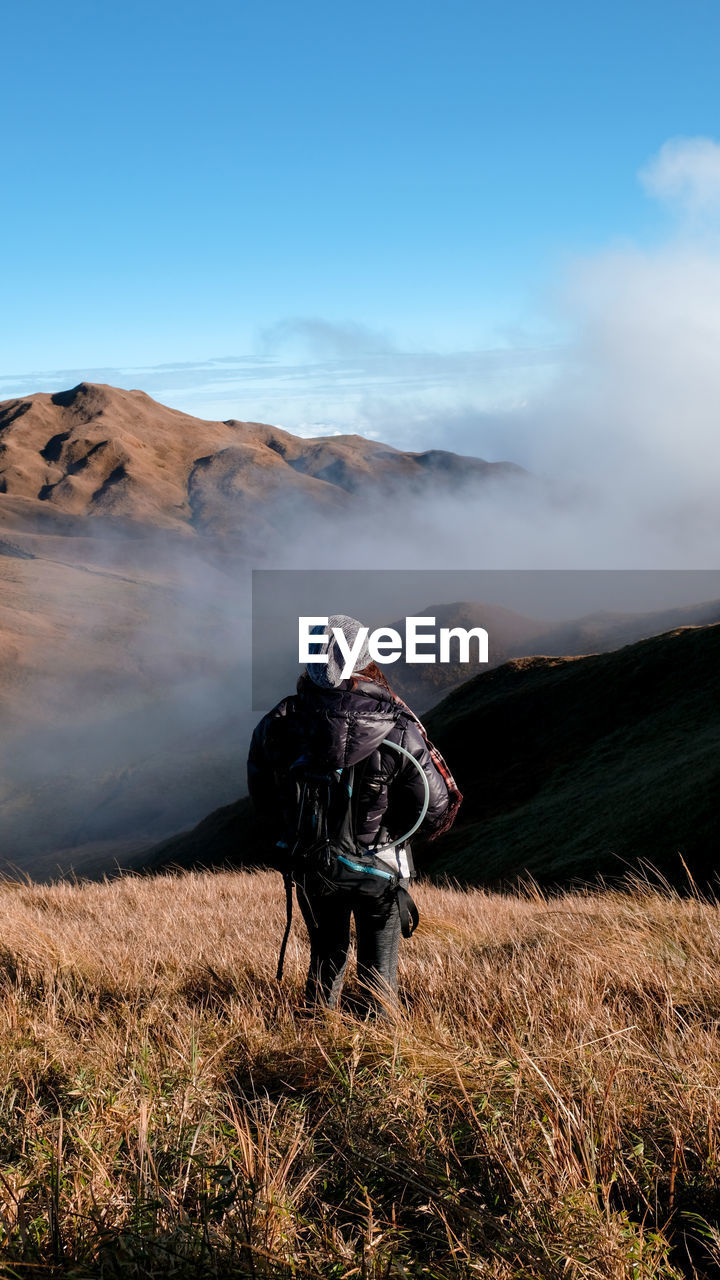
{"left": 247, "top": 675, "right": 450, "bottom": 850}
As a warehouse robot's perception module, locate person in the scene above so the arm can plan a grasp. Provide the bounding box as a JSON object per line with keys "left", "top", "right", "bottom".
{"left": 247, "top": 615, "right": 461, "bottom": 1013}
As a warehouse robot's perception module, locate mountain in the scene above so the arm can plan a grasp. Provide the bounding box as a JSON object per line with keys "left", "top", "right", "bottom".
{"left": 363, "top": 597, "right": 720, "bottom": 712}
{"left": 0, "top": 382, "right": 522, "bottom": 539}
{"left": 140, "top": 623, "right": 720, "bottom": 889}
{"left": 523, "top": 599, "right": 720, "bottom": 657}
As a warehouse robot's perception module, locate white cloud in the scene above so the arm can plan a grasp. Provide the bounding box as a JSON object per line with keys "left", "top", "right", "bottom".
{"left": 639, "top": 135, "right": 720, "bottom": 216}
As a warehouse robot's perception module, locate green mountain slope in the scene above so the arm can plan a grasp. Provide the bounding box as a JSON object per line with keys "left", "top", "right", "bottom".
{"left": 419, "top": 622, "right": 720, "bottom": 886}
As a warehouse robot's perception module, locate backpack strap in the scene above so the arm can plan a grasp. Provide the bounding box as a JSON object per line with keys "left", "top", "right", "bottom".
{"left": 276, "top": 870, "right": 294, "bottom": 982}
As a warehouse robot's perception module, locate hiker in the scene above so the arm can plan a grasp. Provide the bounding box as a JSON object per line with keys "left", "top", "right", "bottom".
{"left": 247, "top": 615, "right": 461, "bottom": 1013}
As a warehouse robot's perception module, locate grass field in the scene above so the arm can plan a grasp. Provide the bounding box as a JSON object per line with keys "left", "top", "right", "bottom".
{"left": 0, "top": 868, "right": 719, "bottom": 1278}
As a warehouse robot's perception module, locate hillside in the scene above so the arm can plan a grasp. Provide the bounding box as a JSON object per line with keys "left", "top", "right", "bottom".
{"left": 143, "top": 622, "right": 720, "bottom": 888}
{"left": 421, "top": 620, "right": 720, "bottom": 886}
{"left": 386, "top": 596, "right": 720, "bottom": 710}
{"left": 0, "top": 869, "right": 718, "bottom": 1276}
{"left": 0, "top": 381, "right": 520, "bottom": 537}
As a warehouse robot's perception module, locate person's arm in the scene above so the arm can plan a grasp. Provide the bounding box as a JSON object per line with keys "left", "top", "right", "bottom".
{"left": 390, "top": 720, "right": 450, "bottom": 838}
{"left": 356, "top": 722, "right": 450, "bottom": 846}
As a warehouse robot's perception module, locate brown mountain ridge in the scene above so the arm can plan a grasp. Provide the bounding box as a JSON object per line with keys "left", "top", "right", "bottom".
{"left": 0, "top": 382, "right": 522, "bottom": 538}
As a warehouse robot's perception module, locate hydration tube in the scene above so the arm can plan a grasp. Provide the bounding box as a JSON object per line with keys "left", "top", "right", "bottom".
{"left": 380, "top": 738, "right": 430, "bottom": 844}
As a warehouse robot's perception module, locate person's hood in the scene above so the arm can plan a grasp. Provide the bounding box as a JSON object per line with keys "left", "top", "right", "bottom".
{"left": 305, "top": 614, "right": 372, "bottom": 689}
{"left": 295, "top": 676, "right": 402, "bottom": 769}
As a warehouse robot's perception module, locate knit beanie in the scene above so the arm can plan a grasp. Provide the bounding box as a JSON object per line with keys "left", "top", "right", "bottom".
{"left": 306, "top": 615, "right": 371, "bottom": 688}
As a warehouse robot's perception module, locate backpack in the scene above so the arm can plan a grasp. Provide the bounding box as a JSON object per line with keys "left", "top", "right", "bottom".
{"left": 275, "top": 743, "right": 422, "bottom": 980}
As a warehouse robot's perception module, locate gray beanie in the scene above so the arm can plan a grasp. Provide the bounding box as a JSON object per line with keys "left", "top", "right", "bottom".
{"left": 306, "top": 614, "right": 371, "bottom": 688}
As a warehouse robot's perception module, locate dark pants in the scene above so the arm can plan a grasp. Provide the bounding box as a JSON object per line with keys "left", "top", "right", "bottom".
{"left": 296, "top": 885, "right": 402, "bottom": 1012}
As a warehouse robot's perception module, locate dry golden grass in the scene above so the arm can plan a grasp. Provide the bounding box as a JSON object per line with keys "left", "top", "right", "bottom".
{"left": 0, "top": 869, "right": 719, "bottom": 1278}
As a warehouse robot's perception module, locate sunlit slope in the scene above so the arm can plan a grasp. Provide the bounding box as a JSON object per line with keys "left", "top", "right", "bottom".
{"left": 421, "top": 622, "right": 720, "bottom": 885}
{"left": 0, "top": 381, "right": 520, "bottom": 536}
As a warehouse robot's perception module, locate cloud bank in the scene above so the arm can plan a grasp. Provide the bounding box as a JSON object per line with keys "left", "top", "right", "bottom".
{"left": 250, "top": 139, "right": 720, "bottom": 569}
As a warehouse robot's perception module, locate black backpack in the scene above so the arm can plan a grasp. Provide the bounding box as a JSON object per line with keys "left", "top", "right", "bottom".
{"left": 275, "top": 748, "right": 420, "bottom": 981}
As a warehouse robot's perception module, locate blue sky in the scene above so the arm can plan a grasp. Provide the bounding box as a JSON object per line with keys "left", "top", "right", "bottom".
{"left": 3, "top": 0, "right": 720, "bottom": 449}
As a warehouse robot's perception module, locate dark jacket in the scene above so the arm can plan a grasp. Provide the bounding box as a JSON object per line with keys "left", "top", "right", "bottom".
{"left": 247, "top": 675, "right": 450, "bottom": 851}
